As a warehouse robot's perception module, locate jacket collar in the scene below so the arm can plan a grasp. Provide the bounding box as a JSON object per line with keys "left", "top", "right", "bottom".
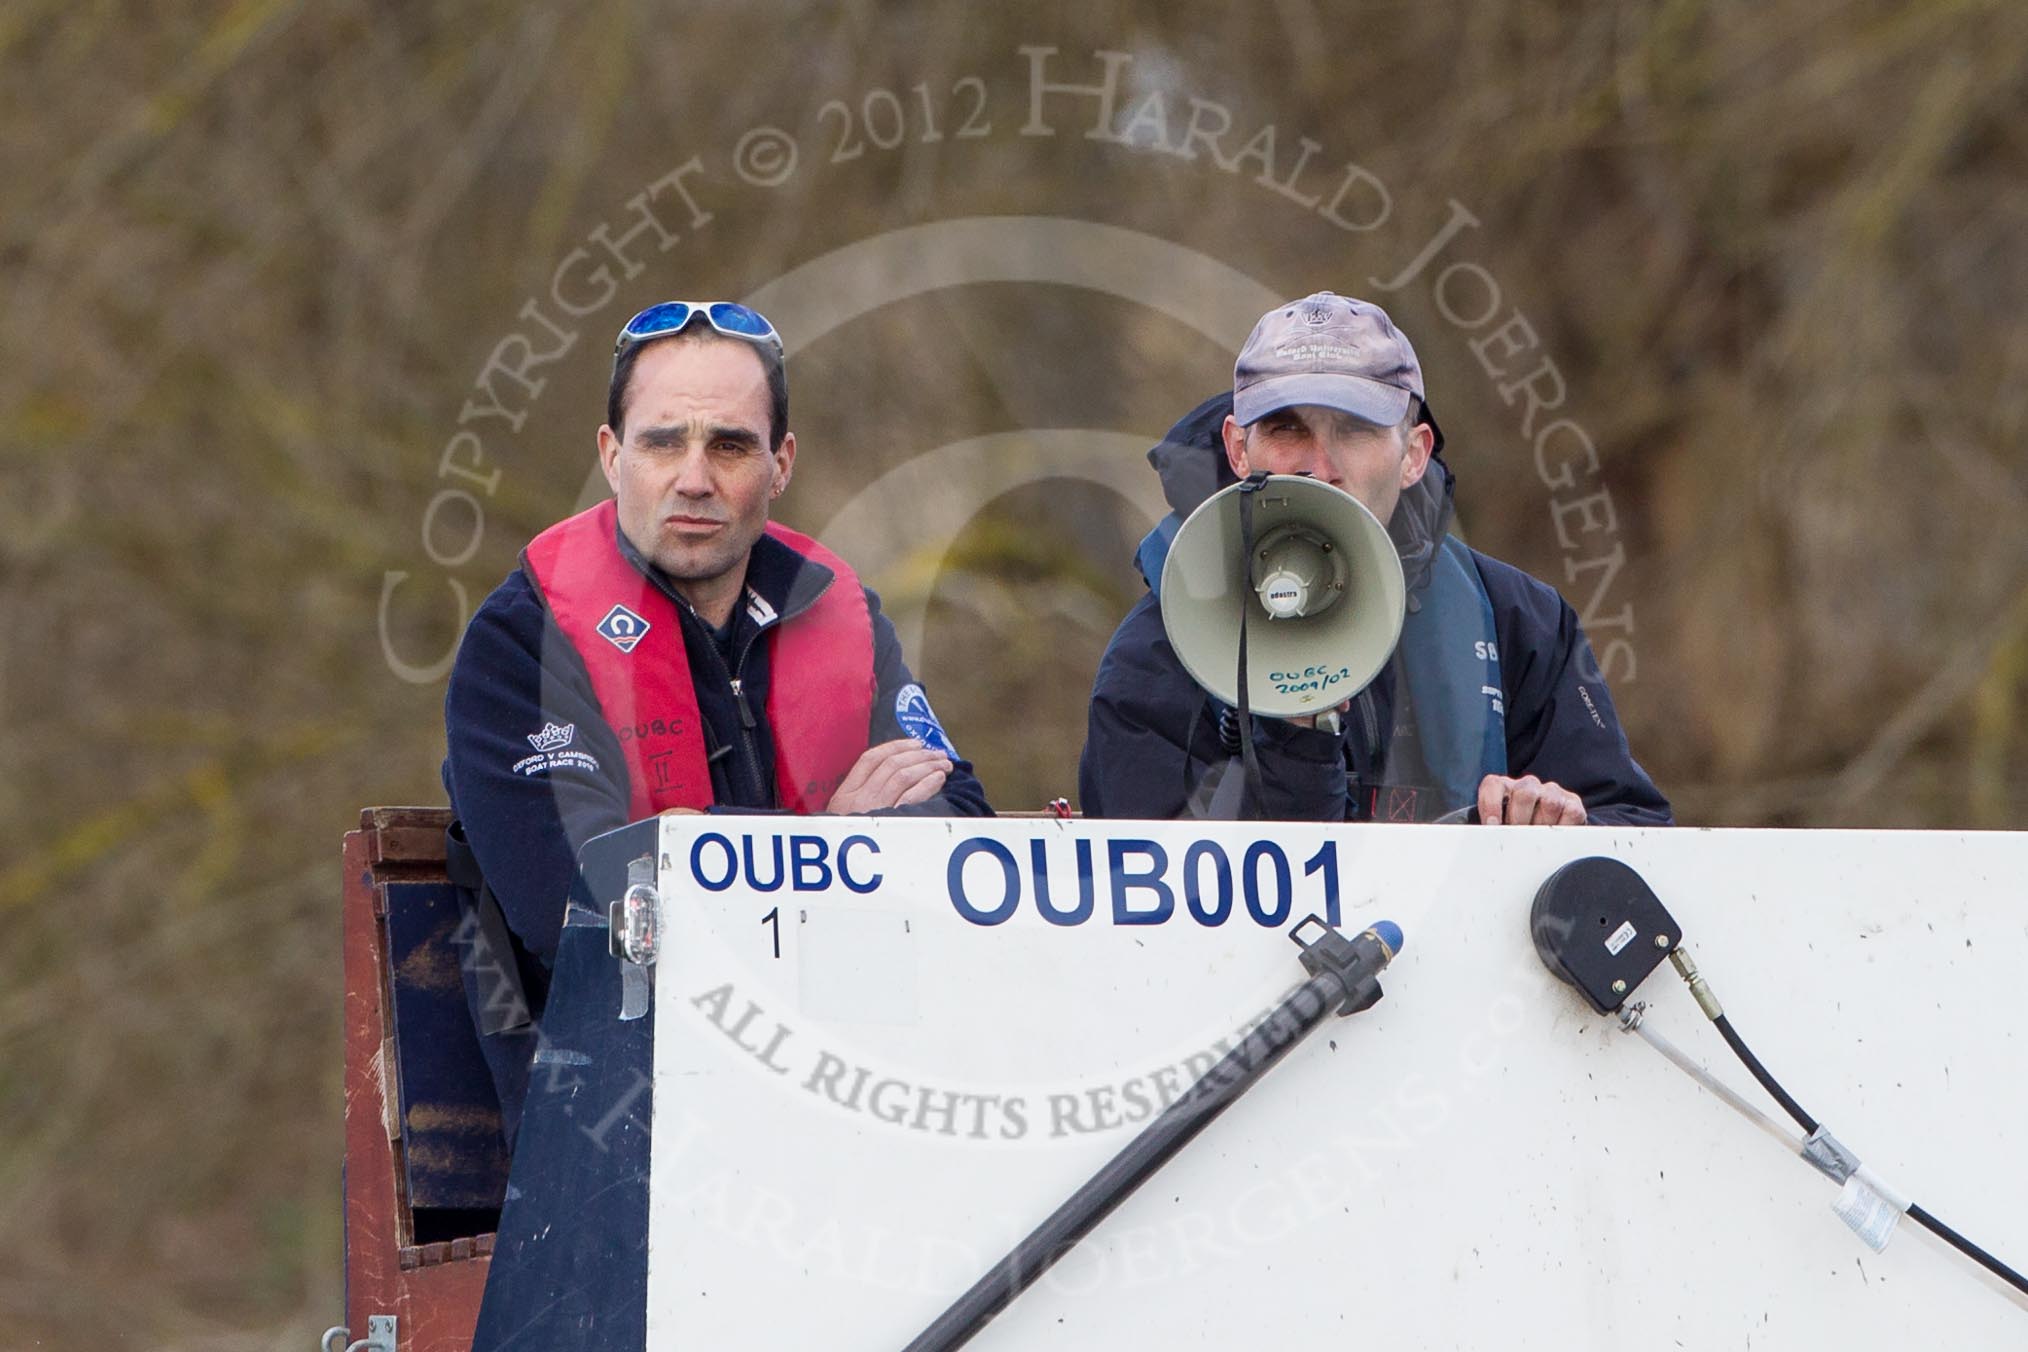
{"left": 612, "top": 515, "right": 836, "bottom": 632}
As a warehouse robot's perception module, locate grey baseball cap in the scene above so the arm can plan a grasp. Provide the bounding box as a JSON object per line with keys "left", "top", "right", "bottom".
{"left": 1233, "top": 291, "right": 1428, "bottom": 431}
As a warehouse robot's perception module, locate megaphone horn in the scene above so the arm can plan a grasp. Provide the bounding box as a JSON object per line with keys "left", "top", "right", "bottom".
{"left": 1159, "top": 475, "right": 1406, "bottom": 719}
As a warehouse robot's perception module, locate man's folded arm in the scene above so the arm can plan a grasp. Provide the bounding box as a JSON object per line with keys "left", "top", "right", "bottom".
{"left": 861, "top": 588, "right": 993, "bottom": 817}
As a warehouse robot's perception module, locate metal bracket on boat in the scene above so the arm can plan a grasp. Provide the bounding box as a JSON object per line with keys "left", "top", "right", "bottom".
{"left": 610, "top": 855, "right": 660, "bottom": 1021}
{"left": 321, "top": 1315, "right": 396, "bottom": 1352}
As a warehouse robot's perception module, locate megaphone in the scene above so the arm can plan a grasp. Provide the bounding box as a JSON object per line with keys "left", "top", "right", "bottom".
{"left": 1160, "top": 475, "right": 1406, "bottom": 718}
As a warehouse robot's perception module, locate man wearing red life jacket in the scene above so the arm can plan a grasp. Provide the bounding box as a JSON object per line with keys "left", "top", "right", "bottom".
{"left": 442, "top": 301, "right": 991, "bottom": 1140}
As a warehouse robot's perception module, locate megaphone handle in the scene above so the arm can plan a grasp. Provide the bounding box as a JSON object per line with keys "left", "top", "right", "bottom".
{"left": 1232, "top": 473, "right": 1272, "bottom": 819}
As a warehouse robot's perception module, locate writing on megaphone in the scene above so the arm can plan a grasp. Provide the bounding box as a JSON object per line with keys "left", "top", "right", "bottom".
{"left": 1159, "top": 474, "right": 1405, "bottom": 718}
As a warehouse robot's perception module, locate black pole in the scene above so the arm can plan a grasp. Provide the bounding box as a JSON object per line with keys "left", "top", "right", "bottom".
{"left": 901, "top": 918, "right": 1399, "bottom": 1352}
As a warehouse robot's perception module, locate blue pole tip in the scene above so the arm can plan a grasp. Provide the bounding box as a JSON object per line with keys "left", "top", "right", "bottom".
{"left": 1370, "top": 920, "right": 1404, "bottom": 956}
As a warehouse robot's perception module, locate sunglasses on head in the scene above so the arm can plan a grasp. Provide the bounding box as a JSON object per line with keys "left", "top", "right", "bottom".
{"left": 612, "top": 301, "right": 782, "bottom": 357}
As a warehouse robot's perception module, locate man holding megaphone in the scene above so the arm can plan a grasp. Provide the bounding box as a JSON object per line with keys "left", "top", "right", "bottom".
{"left": 1079, "top": 292, "right": 1671, "bottom": 827}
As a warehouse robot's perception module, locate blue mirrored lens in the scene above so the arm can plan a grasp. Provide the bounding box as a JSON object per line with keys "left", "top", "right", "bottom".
{"left": 619, "top": 302, "right": 694, "bottom": 345}
{"left": 706, "top": 302, "right": 774, "bottom": 338}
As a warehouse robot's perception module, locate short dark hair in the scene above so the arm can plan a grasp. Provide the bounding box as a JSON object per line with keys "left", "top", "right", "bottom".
{"left": 606, "top": 318, "right": 789, "bottom": 449}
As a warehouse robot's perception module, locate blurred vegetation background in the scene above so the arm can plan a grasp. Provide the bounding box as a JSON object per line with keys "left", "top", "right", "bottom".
{"left": 2, "top": 0, "right": 2024, "bottom": 1346}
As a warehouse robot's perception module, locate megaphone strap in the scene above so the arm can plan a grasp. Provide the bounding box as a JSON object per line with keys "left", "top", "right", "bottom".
{"left": 1232, "top": 473, "right": 1273, "bottom": 820}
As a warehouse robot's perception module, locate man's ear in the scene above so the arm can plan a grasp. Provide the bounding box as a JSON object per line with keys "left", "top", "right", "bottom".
{"left": 770, "top": 431, "right": 797, "bottom": 500}
{"left": 597, "top": 424, "right": 623, "bottom": 494}
{"left": 1399, "top": 420, "right": 1435, "bottom": 489}
{"left": 1221, "top": 414, "right": 1250, "bottom": 479}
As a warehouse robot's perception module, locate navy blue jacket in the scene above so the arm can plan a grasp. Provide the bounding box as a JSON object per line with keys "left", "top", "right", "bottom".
{"left": 444, "top": 522, "right": 992, "bottom": 968}
{"left": 1078, "top": 394, "right": 1672, "bottom": 825}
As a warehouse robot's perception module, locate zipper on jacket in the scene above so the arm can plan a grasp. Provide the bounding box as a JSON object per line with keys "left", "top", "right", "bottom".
{"left": 697, "top": 631, "right": 766, "bottom": 803}
{"left": 727, "top": 677, "right": 758, "bottom": 730}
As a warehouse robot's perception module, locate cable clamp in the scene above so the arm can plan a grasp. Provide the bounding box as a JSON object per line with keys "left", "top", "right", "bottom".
{"left": 1805, "top": 1127, "right": 1912, "bottom": 1253}
{"left": 1801, "top": 1125, "right": 1861, "bottom": 1185}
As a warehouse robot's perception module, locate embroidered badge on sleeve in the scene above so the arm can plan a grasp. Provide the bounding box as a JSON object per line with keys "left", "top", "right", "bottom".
{"left": 893, "top": 684, "right": 958, "bottom": 758}
{"left": 512, "top": 721, "right": 602, "bottom": 777}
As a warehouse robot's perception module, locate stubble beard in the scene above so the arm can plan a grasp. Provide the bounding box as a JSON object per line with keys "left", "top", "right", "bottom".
{"left": 648, "top": 521, "right": 761, "bottom": 600}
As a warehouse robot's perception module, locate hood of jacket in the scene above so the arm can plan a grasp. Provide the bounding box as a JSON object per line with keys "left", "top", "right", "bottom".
{"left": 1145, "top": 391, "right": 1457, "bottom": 604}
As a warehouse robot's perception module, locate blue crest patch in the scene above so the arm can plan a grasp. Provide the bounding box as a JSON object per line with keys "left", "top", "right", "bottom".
{"left": 596, "top": 603, "right": 651, "bottom": 653}
{"left": 894, "top": 683, "right": 957, "bottom": 757}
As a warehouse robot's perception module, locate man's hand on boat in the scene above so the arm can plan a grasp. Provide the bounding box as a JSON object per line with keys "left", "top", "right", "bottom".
{"left": 1476, "top": 773, "right": 1587, "bottom": 826}
{"left": 825, "top": 738, "right": 953, "bottom": 813}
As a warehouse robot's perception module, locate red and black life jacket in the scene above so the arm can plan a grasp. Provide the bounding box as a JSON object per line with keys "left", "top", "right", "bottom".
{"left": 521, "top": 500, "right": 874, "bottom": 818}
